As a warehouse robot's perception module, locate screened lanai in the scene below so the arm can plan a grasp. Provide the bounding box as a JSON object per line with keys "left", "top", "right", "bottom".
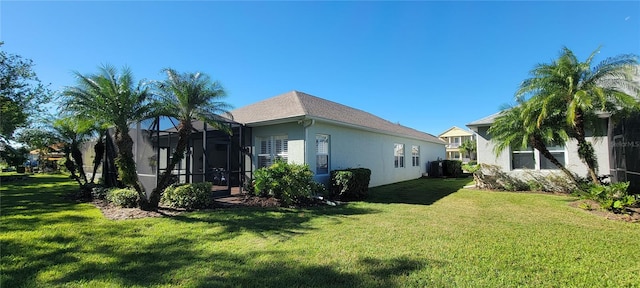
{"left": 131, "top": 117, "right": 252, "bottom": 197}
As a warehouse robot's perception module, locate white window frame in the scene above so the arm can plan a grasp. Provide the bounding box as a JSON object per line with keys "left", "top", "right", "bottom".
{"left": 316, "top": 134, "right": 330, "bottom": 175}
{"left": 394, "top": 143, "right": 405, "bottom": 168}
{"left": 257, "top": 135, "right": 288, "bottom": 168}
{"left": 511, "top": 145, "right": 566, "bottom": 170}
{"left": 412, "top": 145, "right": 420, "bottom": 167}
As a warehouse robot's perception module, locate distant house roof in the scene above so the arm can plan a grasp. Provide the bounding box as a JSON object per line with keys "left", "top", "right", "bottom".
{"left": 438, "top": 126, "right": 474, "bottom": 138}
{"left": 466, "top": 111, "right": 502, "bottom": 127}
{"left": 231, "top": 90, "right": 444, "bottom": 144}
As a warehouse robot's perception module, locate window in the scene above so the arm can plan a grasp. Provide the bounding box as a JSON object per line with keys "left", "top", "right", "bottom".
{"left": 412, "top": 145, "right": 420, "bottom": 167}
{"left": 512, "top": 146, "right": 535, "bottom": 169}
{"left": 511, "top": 145, "right": 566, "bottom": 170}
{"left": 540, "top": 145, "right": 566, "bottom": 170}
{"left": 257, "top": 135, "right": 288, "bottom": 168}
{"left": 394, "top": 143, "right": 404, "bottom": 168}
{"left": 316, "top": 134, "right": 329, "bottom": 175}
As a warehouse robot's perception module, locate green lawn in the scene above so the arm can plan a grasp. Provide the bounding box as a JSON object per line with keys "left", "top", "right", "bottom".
{"left": 1, "top": 175, "right": 639, "bottom": 287}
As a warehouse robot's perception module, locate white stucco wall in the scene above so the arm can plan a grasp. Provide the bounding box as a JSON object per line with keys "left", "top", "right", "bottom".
{"left": 248, "top": 120, "right": 446, "bottom": 187}
{"left": 305, "top": 121, "right": 445, "bottom": 187}
{"left": 471, "top": 125, "right": 611, "bottom": 178}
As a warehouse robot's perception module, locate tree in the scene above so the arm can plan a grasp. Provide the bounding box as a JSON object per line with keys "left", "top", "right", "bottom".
{"left": 488, "top": 103, "right": 578, "bottom": 183}
{"left": 517, "top": 47, "right": 639, "bottom": 184}
{"left": 0, "top": 42, "right": 51, "bottom": 141}
{"left": 62, "top": 65, "right": 152, "bottom": 201}
{"left": 459, "top": 139, "right": 476, "bottom": 161}
{"left": 17, "top": 116, "right": 96, "bottom": 187}
{"left": 149, "top": 68, "right": 231, "bottom": 210}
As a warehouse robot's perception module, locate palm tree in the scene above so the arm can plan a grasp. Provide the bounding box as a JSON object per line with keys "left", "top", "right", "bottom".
{"left": 517, "top": 47, "right": 639, "bottom": 184}
{"left": 52, "top": 117, "right": 96, "bottom": 186}
{"left": 149, "top": 68, "right": 231, "bottom": 209}
{"left": 458, "top": 139, "right": 476, "bottom": 161}
{"left": 62, "top": 64, "right": 153, "bottom": 205}
{"left": 489, "top": 103, "right": 577, "bottom": 183}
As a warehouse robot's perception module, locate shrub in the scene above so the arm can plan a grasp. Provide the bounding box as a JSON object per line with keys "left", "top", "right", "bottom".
{"left": 253, "top": 160, "right": 316, "bottom": 205}
{"left": 330, "top": 168, "right": 371, "bottom": 200}
{"left": 161, "top": 182, "right": 213, "bottom": 209}
{"left": 522, "top": 171, "right": 577, "bottom": 193}
{"left": 91, "top": 186, "right": 110, "bottom": 200}
{"left": 442, "top": 160, "right": 463, "bottom": 177}
{"left": 576, "top": 182, "right": 637, "bottom": 213}
{"left": 474, "top": 164, "right": 528, "bottom": 191}
{"left": 106, "top": 188, "right": 139, "bottom": 208}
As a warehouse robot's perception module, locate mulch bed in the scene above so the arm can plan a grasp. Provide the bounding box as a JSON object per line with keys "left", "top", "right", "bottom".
{"left": 93, "top": 194, "right": 285, "bottom": 220}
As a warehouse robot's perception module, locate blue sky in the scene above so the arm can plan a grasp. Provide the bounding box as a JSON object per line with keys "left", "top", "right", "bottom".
{"left": 2, "top": 1, "right": 638, "bottom": 136}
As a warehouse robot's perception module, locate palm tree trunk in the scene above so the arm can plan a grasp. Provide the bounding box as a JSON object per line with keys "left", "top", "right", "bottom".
{"left": 113, "top": 127, "right": 146, "bottom": 206}
{"left": 573, "top": 110, "right": 600, "bottom": 184}
{"left": 71, "top": 140, "right": 88, "bottom": 185}
{"left": 63, "top": 147, "right": 83, "bottom": 187}
{"left": 529, "top": 136, "right": 578, "bottom": 183}
{"left": 150, "top": 122, "right": 192, "bottom": 209}
{"left": 90, "top": 132, "right": 105, "bottom": 183}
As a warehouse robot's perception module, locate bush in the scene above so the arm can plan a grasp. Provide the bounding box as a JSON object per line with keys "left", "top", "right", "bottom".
{"left": 575, "top": 182, "right": 637, "bottom": 213}
{"left": 91, "top": 186, "right": 110, "bottom": 200}
{"left": 329, "top": 168, "right": 371, "bottom": 200}
{"left": 253, "top": 160, "right": 317, "bottom": 205}
{"left": 161, "top": 182, "right": 213, "bottom": 209}
{"left": 106, "top": 188, "right": 139, "bottom": 208}
{"left": 442, "top": 160, "right": 462, "bottom": 177}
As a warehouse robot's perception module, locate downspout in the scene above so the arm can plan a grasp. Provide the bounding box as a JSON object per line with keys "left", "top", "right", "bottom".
{"left": 301, "top": 118, "right": 315, "bottom": 164}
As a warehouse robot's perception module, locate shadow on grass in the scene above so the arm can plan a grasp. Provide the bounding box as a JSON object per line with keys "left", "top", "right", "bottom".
{"left": 366, "top": 177, "right": 472, "bottom": 205}
{"left": 168, "top": 205, "right": 381, "bottom": 242}
{"left": 4, "top": 231, "right": 444, "bottom": 287}
{"left": 195, "top": 252, "right": 446, "bottom": 287}
{"left": 1, "top": 174, "right": 82, "bottom": 217}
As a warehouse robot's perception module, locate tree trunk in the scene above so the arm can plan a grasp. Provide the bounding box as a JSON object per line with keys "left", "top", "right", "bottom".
{"left": 90, "top": 132, "right": 105, "bottom": 183}
{"left": 64, "top": 146, "right": 83, "bottom": 187}
{"left": 573, "top": 109, "right": 600, "bottom": 185}
{"left": 149, "top": 121, "right": 192, "bottom": 210}
{"left": 529, "top": 136, "right": 578, "bottom": 184}
{"left": 113, "top": 127, "right": 146, "bottom": 207}
{"left": 71, "top": 140, "right": 88, "bottom": 184}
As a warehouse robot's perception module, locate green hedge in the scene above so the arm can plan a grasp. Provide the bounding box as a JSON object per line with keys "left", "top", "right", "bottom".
{"left": 161, "top": 182, "right": 213, "bottom": 209}
{"left": 330, "top": 168, "right": 371, "bottom": 201}
{"left": 106, "top": 188, "right": 139, "bottom": 208}
{"left": 442, "top": 160, "right": 463, "bottom": 177}
{"left": 253, "top": 160, "right": 316, "bottom": 205}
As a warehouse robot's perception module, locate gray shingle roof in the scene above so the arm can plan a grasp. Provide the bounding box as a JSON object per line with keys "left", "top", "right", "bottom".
{"left": 466, "top": 111, "right": 502, "bottom": 127}
{"left": 231, "top": 90, "right": 444, "bottom": 144}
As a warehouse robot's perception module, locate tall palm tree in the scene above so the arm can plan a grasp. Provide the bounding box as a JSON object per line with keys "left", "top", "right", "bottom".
{"left": 517, "top": 47, "right": 639, "bottom": 184}
{"left": 149, "top": 68, "right": 231, "bottom": 209}
{"left": 489, "top": 103, "right": 577, "bottom": 183}
{"left": 62, "top": 64, "right": 153, "bottom": 205}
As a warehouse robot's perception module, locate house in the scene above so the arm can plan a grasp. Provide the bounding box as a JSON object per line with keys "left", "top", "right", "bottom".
{"left": 437, "top": 126, "right": 476, "bottom": 162}
{"left": 230, "top": 91, "right": 446, "bottom": 187}
{"left": 93, "top": 90, "right": 446, "bottom": 195}
{"left": 466, "top": 111, "right": 611, "bottom": 180}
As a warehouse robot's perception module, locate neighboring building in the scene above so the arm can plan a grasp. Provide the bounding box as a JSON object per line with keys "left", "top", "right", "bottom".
{"left": 466, "top": 112, "right": 611, "bottom": 180}
{"left": 101, "top": 90, "right": 446, "bottom": 195}
{"left": 231, "top": 91, "right": 446, "bottom": 187}
{"left": 438, "top": 126, "right": 476, "bottom": 162}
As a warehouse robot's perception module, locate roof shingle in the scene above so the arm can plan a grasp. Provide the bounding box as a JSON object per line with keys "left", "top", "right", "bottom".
{"left": 231, "top": 90, "right": 444, "bottom": 144}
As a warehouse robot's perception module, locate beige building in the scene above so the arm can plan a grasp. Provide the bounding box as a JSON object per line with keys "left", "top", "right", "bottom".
{"left": 438, "top": 126, "right": 476, "bottom": 162}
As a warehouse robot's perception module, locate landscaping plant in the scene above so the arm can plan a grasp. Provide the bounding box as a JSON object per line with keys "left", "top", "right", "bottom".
{"left": 161, "top": 182, "right": 214, "bottom": 209}
{"left": 253, "top": 160, "right": 316, "bottom": 205}
{"left": 106, "top": 187, "right": 139, "bottom": 208}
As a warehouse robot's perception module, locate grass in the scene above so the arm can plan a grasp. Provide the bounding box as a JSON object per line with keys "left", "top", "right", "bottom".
{"left": 2, "top": 175, "right": 639, "bottom": 287}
